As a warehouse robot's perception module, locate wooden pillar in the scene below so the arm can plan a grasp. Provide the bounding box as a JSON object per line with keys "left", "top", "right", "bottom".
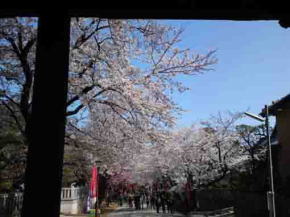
{"left": 21, "top": 13, "right": 70, "bottom": 217}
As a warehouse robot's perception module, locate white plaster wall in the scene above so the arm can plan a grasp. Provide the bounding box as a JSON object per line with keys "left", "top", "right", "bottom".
{"left": 60, "top": 200, "right": 79, "bottom": 214}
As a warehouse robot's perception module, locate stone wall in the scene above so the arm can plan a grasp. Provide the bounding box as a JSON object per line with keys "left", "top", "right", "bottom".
{"left": 233, "top": 191, "right": 268, "bottom": 217}
{"left": 196, "top": 189, "right": 234, "bottom": 211}
{"left": 178, "top": 189, "right": 269, "bottom": 217}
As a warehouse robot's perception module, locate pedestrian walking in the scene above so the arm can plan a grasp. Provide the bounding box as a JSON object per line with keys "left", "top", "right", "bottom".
{"left": 146, "top": 194, "right": 150, "bottom": 208}
{"left": 118, "top": 193, "right": 123, "bottom": 206}
{"left": 166, "top": 191, "right": 174, "bottom": 214}
{"left": 128, "top": 193, "right": 133, "bottom": 208}
{"left": 86, "top": 195, "right": 91, "bottom": 213}
{"left": 134, "top": 192, "right": 141, "bottom": 210}
{"left": 155, "top": 193, "right": 162, "bottom": 213}
{"left": 150, "top": 193, "right": 156, "bottom": 209}
{"left": 140, "top": 193, "right": 146, "bottom": 209}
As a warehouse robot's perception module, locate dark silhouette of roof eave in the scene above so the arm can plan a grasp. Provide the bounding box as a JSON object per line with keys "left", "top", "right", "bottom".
{"left": 0, "top": 9, "right": 279, "bottom": 19}
{"left": 1, "top": 3, "right": 290, "bottom": 25}
{"left": 260, "top": 94, "right": 290, "bottom": 117}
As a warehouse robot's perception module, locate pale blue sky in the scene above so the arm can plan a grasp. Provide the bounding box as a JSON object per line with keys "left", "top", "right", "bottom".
{"left": 160, "top": 20, "right": 290, "bottom": 127}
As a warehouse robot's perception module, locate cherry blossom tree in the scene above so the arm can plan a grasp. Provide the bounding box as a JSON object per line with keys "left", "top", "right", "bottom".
{"left": 196, "top": 112, "right": 244, "bottom": 186}
{"left": 0, "top": 18, "right": 37, "bottom": 142}
{"left": 236, "top": 124, "right": 267, "bottom": 174}
{"left": 1, "top": 17, "right": 217, "bottom": 187}
{"left": 66, "top": 18, "right": 217, "bottom": 185}
{"left": 83, "top": 111, "right": 255, "bottom": 192}
{"left": 147, "top": 112, "right": 245, "bottom": 188}
{"left": 1, "top": 17, "right": 216, "bottom": 144}
{"left": 67, "top": 18, "right": 217, "bottom": 135}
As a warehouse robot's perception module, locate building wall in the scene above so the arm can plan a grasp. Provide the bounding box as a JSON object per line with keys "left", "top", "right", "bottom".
{"left": 276, "top": 108, "right": 290, "bottom": 185}
{"left": 275, "top": 107, "right": 290, "bottom": 216}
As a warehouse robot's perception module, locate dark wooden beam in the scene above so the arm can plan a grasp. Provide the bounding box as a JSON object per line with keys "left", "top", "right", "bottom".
{"left": 0, "top": 2, "right": 286, "bottom": 21}
{"left": 1, "top": 1, "right": 290, "bottom": 27}
{"left": 21, "top": 12, "right": 70, "bottom": 217}
{"left": 67, "top": 8, "right": 278, "bottom": 20}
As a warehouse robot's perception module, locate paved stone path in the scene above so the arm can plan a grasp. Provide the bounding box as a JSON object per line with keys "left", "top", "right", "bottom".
{"left": 107, "top": 206, "right": 186, "bottom": 217}
{"left": 60, "top": 215, "right": 86, "bottom": 217}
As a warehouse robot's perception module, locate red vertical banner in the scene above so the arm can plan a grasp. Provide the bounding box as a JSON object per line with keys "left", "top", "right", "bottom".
{"left": 90, "top": 166, "right": 99, "bottom": 198}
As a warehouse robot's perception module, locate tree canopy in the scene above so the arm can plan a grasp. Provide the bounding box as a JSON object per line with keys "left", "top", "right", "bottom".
{"left": 0, "top": 17, "right": 267, "bottom": 191}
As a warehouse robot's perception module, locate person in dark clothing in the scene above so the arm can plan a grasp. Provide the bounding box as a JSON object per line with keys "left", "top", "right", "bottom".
{"left": 140, "top": 193, "right": 145, "bottom": 209}
{"left": 166, "top": 192, "right": 174, "bottom": 214}
{"left": 160, "top": 191, "right": 166, "bottom": 213}
{"left": 128, "top": 193, "right": 133, "bottom": 208}
{"left": 118, "top": 194, "right": 123, "bottom": 206}
{"left": 155, "top": 193, "right": 162, "bottom": 213}
{"left": 146, "top": 194, "right": 150, "bottom": 208}
{"left": 134, "top": 192, "right": 141, "bottom": 210}
{"left": 192, "top": 188, "right": 197, "bottom": 210}
{"left": 150, "top": 194, "right": 155, "bottom": 209}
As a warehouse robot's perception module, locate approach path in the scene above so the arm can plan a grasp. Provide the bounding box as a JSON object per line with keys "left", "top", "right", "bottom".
{"left": 107, "top": 205, "right": 186, "bottom": 217}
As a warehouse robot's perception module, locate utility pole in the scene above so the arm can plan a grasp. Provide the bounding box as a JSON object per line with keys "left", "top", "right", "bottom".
{"left": 244, "top": 106, "right": 276, "bottom": 217}
{"left": 265, "top": 105, "right": 276, "bottom": 217}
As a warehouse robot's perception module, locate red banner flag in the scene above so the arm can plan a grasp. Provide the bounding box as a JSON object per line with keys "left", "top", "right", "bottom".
{"left": 90, "top": 166, "right": 99, "bottom": 198}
